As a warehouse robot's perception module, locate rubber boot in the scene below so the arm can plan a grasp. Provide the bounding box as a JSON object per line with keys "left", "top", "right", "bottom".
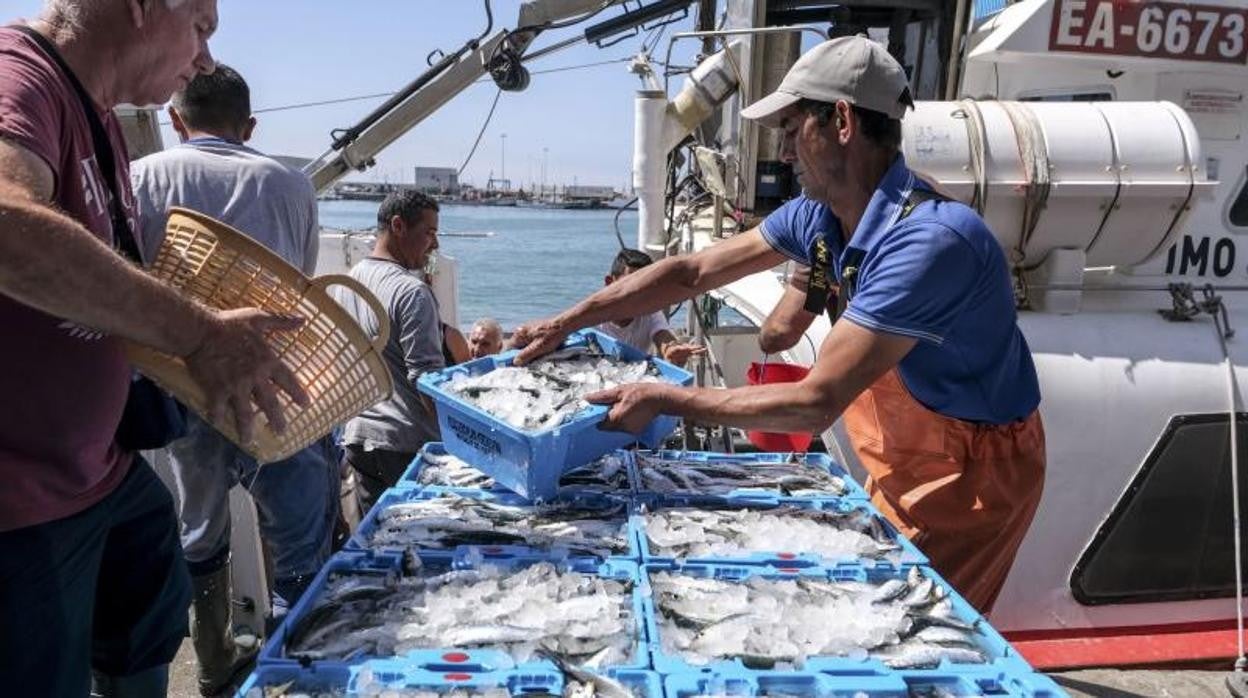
{"left": 90, "top": 665, "right": 169, "bottom": 697}
{"left": 191, "top": 563, "right": 258, "bottom": 697}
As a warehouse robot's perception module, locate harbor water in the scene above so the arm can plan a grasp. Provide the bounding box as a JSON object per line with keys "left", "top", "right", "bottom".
{"left": 320, "top": 200, "right": 637, "bottom": 332}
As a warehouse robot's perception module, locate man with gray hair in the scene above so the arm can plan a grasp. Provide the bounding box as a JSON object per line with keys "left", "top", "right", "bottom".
{"left": 0, "top": 2, "right": 310, "bottom": 695}
{"left": 132, "top": 63, "right": 335, "bottom": 696}
{"left": 468, "top": 317, "right": 504, "bottom": 358}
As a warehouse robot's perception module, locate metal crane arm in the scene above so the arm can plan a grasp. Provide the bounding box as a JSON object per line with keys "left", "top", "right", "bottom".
{"left": 304, "top": 0, "right": 624, "bottom": 194}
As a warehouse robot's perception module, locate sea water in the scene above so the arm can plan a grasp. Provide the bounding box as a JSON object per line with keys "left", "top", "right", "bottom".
{"left": 319, "top": 200, "right": 639, "bottom": 332}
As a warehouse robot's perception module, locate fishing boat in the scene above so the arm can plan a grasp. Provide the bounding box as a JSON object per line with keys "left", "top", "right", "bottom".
{"left": 117, "top": 0, "right": 1248, "bottom": 692}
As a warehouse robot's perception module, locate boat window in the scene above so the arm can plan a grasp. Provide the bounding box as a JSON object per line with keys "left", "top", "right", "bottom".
{"left": 1230, "top": 168, "right": 1248, "bottom": 229}
{"left": 1071, "top": 413, "right": 1248, "bottom": 605}
{"left": 1019, "top": 90, "right": 1114, "bottom": 102}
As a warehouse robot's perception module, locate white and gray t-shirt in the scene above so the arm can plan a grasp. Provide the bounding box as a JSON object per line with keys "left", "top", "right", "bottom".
{"left": 130, "top": 137, "right": 318, "bottom": 273}
{"left": 597, "top": 311, "right": 669, "bottom": 354}
{"left": 335, "top": 258, "right": 445, "bottom": 453}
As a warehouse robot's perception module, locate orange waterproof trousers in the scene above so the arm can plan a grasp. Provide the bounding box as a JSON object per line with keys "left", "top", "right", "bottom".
{"left": 841, "top": 369, "right": 1046, "bottom": 614}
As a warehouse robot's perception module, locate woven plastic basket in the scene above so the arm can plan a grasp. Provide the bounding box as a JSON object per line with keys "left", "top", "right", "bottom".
{"left": 125, "top": 207, "right": 394, "bottom": 463}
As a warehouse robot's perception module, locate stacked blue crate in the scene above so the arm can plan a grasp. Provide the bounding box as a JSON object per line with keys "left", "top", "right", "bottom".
{"left": 397, "top": 442, "right": 634, "bottom": 499}
{"left": 416, "top": 329, "right": 693, "bottom": 500}
{"left": 237, "top": 661, "right": 665, "bottom": 698}
{"left": 629, "top": 449, "right": 870, "bottom": 501}
{"left": 640, "top": 561, "right": 1059, "bottom": 691}
{"left": 664, "top": 666, "right": 1067, "bottom": 698}
{"left": 631, "top": 493, "right": 927, "bottom": 570}
{"left": 346, "top": 486, "right": 639, "bottom": 563}
{"left": 259, "top": 551, "right": 650, "bottom": 674}
{"left": 243, "top": 432, "right": 1069, "bottom": 697}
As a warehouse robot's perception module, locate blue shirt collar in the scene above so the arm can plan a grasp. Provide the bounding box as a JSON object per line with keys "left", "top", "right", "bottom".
{"left": 842, "top": 154, "right": 916, "bottom": 256}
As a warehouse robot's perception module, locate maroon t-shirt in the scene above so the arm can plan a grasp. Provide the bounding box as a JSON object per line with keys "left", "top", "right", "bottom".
{"left": 0, "top": 26, "right": 134, "bottom": 531}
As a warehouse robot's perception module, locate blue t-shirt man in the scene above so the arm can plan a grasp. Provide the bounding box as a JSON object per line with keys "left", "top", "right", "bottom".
{"left": 759, "top": 155, "right": 1039, "bottom": 424}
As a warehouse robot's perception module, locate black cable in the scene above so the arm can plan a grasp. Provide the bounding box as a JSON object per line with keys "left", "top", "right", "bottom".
{"left": 156, "top": 58, "right": 633, "bottom": 125}
{"left": 613, "top": 196, "right": 639, "bottom": 249}
{"left": 458, "top": 88, "right": 502, "bottom": 175}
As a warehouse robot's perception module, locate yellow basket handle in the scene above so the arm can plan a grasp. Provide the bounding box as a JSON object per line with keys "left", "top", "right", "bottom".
{"left": 310, "top": 274, "right": 392, "bottom": 354}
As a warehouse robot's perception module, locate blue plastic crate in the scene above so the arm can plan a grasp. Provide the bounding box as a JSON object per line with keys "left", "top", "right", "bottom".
{"left": 417, "top": 329, "right": 693, "bottom": 501}
{"left": 398, "top": 442, "right": 634, "bottom": 497}
{"left": 261, "top": 550, "right": 434, "bottom": 667}
{"left": 631, "top": 450, "right": 869, "bottom": 501}
{"left": 347, "top": 660, "right": 563, "bottom": 696}
{"left": 235, "top": 664, "right": 352, "bottom": 697}
{"left": 641, "top": 562, "right": 1035, "bottom": 679}
{"left": 346, "top": 487, "right": 638, "bottom": 562}
{"left": 632, "top": 494, "right": 926, "bottom": 569}
{"left": 262, "top": 551, "right": 649, "bottom": 673}
{"left": 359, "top": 656, "right": 661, "bottom": 698}
{"left": 238, "top": 664, "right": 658, "bottom": 698}
{"left": 663, "top": 668, "right": 1068, "bottom": 697}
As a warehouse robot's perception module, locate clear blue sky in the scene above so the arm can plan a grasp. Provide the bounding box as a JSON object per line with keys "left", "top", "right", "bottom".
{"left": 10, "top": 1, "right": 702, "bottom": 190}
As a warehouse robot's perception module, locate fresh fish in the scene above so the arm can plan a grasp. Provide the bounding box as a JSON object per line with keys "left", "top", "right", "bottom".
{"left": 650, "top": 568, "right": 988, "bottom": 669}
{"left": 643, "top": 505, "right": 902, "bottom": 562}
{"left": 634, "top": 454, "right": 849, "bottom": 497}
{"left": 283, "top": 562, "right": 637, "bottom": 666}
{"left": 362, "top": 492, "right": 630, "bottom": 558}
{"left": 872, "top": 579, "right": 910, "bottom": 604}
{"left": 536, "top": 648, "right": 635, "bottom": 698}
{"left": 446, "top": 349, "right": 671, "bottom": 431}
{"left": 874, "top": 640, "right": 988, "bottom": 669}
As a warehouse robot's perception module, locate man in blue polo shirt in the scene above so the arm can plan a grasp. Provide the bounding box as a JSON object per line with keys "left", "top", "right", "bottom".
{"left": 513, "top": 36, "right": 1044, "bottom": 612}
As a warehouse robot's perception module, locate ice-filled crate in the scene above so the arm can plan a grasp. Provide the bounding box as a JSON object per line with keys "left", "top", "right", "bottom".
{"left": 347, "top": 487, "right": 638, "bottom": 562}
{"left": 418, "top": 329, "right": 692, "bottom": 500}
{"left": 642, "top": 561, "right": 1034, "bottom": 679}
{"left": 634, "top": 494, "right": 926, "bottom": 569}
{"left": 262, "top": 550, "right": 649, "bottom": 673}
{"left": 399, "top": 442, "right": 632, "bottom": 497}
{"left": 663, "top": 667, "right": 1068, "bottom": 698}
{"left": 632, "top": 450, "right": 868, "bottom": 501}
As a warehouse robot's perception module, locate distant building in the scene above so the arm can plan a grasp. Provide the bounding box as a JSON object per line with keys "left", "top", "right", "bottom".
{"left": 415, "top": 166, "right": 460, "bottom": 194}
{"left": 563, "top": 185, "right": 616, "bottom": 202}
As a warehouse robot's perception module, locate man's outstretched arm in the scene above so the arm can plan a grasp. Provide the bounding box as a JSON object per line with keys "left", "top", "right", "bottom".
{"left": 514, "top": 229, "right": 786, "bottom": 363}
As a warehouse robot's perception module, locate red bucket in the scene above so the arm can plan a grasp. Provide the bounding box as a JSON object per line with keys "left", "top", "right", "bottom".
{"left": 745, "top": 361, "right": 814, "bottom": 452}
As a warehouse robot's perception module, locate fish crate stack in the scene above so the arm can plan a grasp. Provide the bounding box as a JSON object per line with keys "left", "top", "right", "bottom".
{"left": 239, "top": 329, "right": 1066, "bottom": 696}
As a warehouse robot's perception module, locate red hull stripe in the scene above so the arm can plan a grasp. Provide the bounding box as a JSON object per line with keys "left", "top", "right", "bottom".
{"left": 1005, "top": 620, "right": 1244, "bottom": 669}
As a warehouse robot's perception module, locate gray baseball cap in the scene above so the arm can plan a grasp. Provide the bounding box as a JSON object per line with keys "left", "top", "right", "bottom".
{"left": 741, "top": 36, "right": 912, "bottom": 128}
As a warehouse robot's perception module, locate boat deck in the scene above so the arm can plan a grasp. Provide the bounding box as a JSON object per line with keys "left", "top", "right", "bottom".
{"left": 1053, "top": 668, "right": 1234, "bottom": 697}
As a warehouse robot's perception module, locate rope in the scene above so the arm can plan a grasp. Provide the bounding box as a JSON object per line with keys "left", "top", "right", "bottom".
{"left": 1227, "top": 327, "right": 1246, "bottom": 670}
{"left": 1207, "top": 288, "right": 1248, "bottom": 669}
{"left": 1000, "top": 101, "right": 1051, "bottom": 265}
{"left": 999, "top": 101, "right": 1052, "bottom": 309}
{"left": 956, "top": 99, "right": 989, "bottom": 216}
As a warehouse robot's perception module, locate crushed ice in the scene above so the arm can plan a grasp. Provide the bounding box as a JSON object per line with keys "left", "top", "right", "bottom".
{"left": 446, "top": 346, "right": 668, "bottom": 432}
{"left": 643, "top": 506, "right": 901, "bottom": 563}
